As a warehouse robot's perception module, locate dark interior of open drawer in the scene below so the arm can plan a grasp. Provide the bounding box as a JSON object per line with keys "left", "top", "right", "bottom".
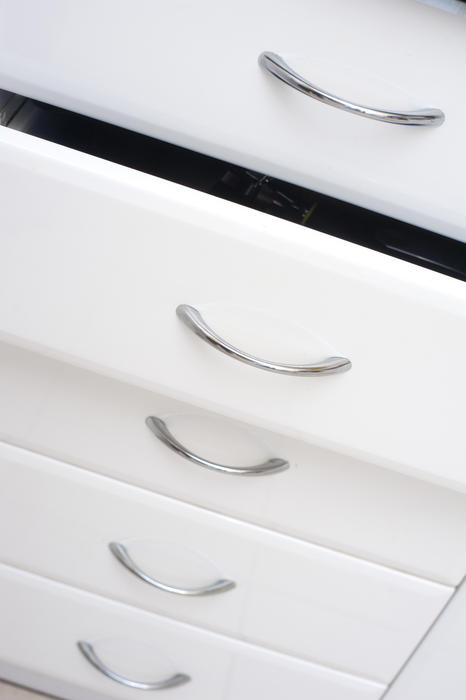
{"left": 1, "top": 91, "right": 464, "bottom": 282}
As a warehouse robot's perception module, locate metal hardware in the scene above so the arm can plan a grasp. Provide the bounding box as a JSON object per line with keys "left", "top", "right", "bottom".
{"left": 176, "top": 304, "right": 351, "bottom": 375}
{"left": 146, "top": 416, "right": 289, "bottom": 475}
{"left": 77, "top": 641, "right": 190, "bottom": 690}
{"left": 259, "top": 52, "right": 445, "bottom": 127}
{"left": 109, "top": 542, "right": 235, "bottom": 595}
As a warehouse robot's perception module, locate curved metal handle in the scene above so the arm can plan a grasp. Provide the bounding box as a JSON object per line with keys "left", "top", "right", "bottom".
{"left": 109, "top": 542, "right": 235, "bottom": 595}
{"left": 259, "top": 52, "right": 445, "bottom": 127}
{"left": 77, "top": 641, "right": 190, "bottom": 690}
{"left": 177, "top": 304, "right": 351, "bottom": 376}
{"left": 146, "top": 416, "right": 288, "bottom": 475}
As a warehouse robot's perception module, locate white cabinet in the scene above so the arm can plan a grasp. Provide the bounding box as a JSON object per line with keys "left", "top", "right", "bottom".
{"left": 385, "top": 580, "right": 466, "bottom": 700}
{"left": 0, "top": 564, "right": 386, "bottom": 700}
{"left": 0, "top": 126, "right": 465, "bottom": 490}
{"left": 0, "top": 8, "right": 464, "bottom": 691}
{"left": 0, "top": 441, "right": 453, "bottom": 683}
{"left": 0, "top": 1, "right": 464, "bottom": 240}
{"left": 1, "top": 340, "right": 466, "bottom": 585}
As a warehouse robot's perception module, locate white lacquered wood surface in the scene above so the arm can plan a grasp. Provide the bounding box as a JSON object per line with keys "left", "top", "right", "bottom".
{"left": 0, "top": 127, "right": 464, "bottom": 491}
{"left": 0, "top": 0, "right": 464, "bottom": 241}
{"left": 0, "top": 681, "right": 52, "bottom": 699}
{"left": 0, "top": 442, "right": 453, "bottom": 682}
{"left": 384, "top": 580, "right": 466, "bottom": 700}
{"left": 0, "top": 564, "right": 386, "bottom": 700}
{"left": 1, "top": 341, "right": 466, "bottom": 585}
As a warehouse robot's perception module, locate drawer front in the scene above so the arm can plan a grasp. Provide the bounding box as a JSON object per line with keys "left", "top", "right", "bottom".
{"left": 0, "top": 128, "right": 465, "bottom": 490}
{"left": 2, "top": 341, "right": 466, "bottom": 586}
{"left": 0, "top": 564, "right": 385, "bottom": 700}
{"left": 0, "top": 1, "right": 464, "bottom": 240}
{"left": 0, "top": 441, "right": 452, "bottom": 683}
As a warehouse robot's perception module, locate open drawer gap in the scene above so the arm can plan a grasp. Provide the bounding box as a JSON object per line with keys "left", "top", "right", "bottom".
{"left": 1, "top": 90, "right": 464, "bottom": 282}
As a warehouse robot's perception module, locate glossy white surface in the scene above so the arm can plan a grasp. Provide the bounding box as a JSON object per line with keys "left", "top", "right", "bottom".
{"left": 0, "top": 564, "right": 386, "bottom": 700}
{"left": 385, "top": 580, "right": 466, "bottom": 700}
{"left": 0, "top": 0, "right": 464, "bottom": 240}
{"left": 2, "top": 341, "right": 466, "bottom": 585}
{"left": 0, "top": 682, "right": 49, "bottom": 699}
{"left": 0, "top": 442, "right": 453, "bottom": 682}
{"left": 0, "top": 127, "right": 465, "bottom": 490}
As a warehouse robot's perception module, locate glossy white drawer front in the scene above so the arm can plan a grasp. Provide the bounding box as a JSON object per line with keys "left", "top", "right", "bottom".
{"left": 0, "top": 128, "right": 465, "bottom": 491}
{"left": 0, "top": 0, "right": 464, "bottom": 241}
{"left": 0, "top": 441, "right": 453, "bottom": 683}
{"left": 0, "top": 564, "right": 386, "bottom": 700}
{"left": 2, "top": 341, "right": 466, "bottom": 586}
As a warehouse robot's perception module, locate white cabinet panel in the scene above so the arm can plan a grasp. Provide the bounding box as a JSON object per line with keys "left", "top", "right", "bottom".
{"left": 0, "top": 1, "right": 464, "bottom": 240}
{"left": 0, "top": 127, "right": 465, "bottom": 492}
{"left": 0, "top": 564, "right": 386, "bottom": 700}
{"left": 385, "top": 581, "right": 466, "bottom": 700}
{"left": 1, "top": 341, "right": 466, "bottom": 585}
{"left": 0, "top": 442, "right": 453, "bottom": 683}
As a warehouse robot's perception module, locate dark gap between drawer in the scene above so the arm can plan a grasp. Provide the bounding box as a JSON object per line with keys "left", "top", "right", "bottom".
{"left": 1, "top": 92, "right": 465, "bottom": 282}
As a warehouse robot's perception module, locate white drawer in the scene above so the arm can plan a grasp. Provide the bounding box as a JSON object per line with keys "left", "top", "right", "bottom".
{"left": 0, "top": 1, "right": 464, "bottom": 240}
{"left": 0, "top": 442, "right": 453, "bottom": 683}
{"left": 0, "top": 127, "right": 465, "bottom": 490}
{"left": 0, "top": 564, "right": 385, "bottom": 700}
{"left": 2, "top": 341, "right": 466, "bottom": 586}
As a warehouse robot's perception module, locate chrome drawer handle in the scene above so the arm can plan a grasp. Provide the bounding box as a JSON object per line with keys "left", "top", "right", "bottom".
{"left": 77, "top": 641, "right": 190, "bottom": 690}
{"left": 109, "top": 542, "right": 235, "bottom": 595}
{"left": 177, "top": 304, "right": 351, "bottom": 376}
{"left": 146, "top": 416, "right": 289, "bottom": 475}
{"left": 258, "top": 51, "right": 445, "bottom": 127}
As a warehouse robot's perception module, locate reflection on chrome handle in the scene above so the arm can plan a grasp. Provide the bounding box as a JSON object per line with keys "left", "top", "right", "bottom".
{"left": 109, "top": 542, "right": 235, "bottom": 595}
{"left": 176, "top": 304, "right": 351, "bottom": 375}
{"left": 146, "top": 416, "right": 289, "bottom": 475}
{"left": 259, "top": 52, "right": 445, "bottom": 127}
{"left": 77, "top": 641, "right": 190, "bottom": 690}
